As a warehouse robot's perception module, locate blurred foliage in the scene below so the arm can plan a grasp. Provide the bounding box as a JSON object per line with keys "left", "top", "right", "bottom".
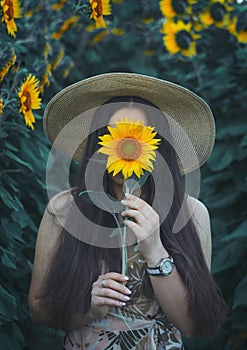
{"left": 0, "top": 0, "right": 247, "bottom": 349}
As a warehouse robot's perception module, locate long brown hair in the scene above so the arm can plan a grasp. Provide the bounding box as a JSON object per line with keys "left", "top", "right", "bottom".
{"left": 40, "top": 96, "right": 228, "bottom": 337}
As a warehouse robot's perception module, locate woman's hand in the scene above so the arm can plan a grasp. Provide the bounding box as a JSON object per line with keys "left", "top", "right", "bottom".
{"left": 121, "top": 194, "right": 167, "bottom": 265}
{"left": 90, "top": 272, "right": 132, "bottom": 319}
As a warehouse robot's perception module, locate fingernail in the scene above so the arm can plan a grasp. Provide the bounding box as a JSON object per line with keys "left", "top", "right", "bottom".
{"left": 125, "top": 288, "right": 132, "bottom": 294}
{"left": 119, "top": 302, "right": 126, "bottom": 306}
{"left": 125, "top": 193, "right": 131, "bottom": 197}
{"left": 121, "top": 199, "right": 127, "bottom": 204}
{"left": 121, "top": 211, "right": 126, "bottom": 216}
{"left": 123, "top": 295, "right": 130, "bottom": 301}
{"left": 122, "top": 275, "right": 129, "bottom": 280}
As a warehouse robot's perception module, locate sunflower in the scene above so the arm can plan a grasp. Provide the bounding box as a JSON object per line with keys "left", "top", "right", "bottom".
{"left": 40, "top": 64, "right": 52, "bottom": 94}
{"left": 1, "top": 0, "right": 22, "bottom": 38}
{"left": 89, "top": 0, "right": 111, "bottom": 28}
{"left": 18, "top": 74, "right": 42, "bottom": 130}
{"left": 98, "top": 118, "right": 161, "bottom": 179}
{"left": 162, "top": 20, "right": 200, "bottom": 57}
{"left": 53, "top": 0, "right": 67, "bottom": 11}
{"left": 228, "top": 14, "right": 247, "bottom": 44}
{"left": 0, "top": 52, "right": 16, "bottom": 82}
{"left": 51, "top": 16, "right": 79, "bottom": 40}
{"left": 0, "top": 99, "right": 4, "bottom": 116}
{"left": 25, "top": 4, "right": 42, "bottom": 18}
{"left": 51, "top": 46, "right": 65, "bottom": 70}
{"left": 43, "top": 42, "right": 51, "bottom": 59}
{"left": 160, "top": 0, "right": 196, "bottom": 19}
{"left": 199, "top": 0, "right": 233, "bottom": 28}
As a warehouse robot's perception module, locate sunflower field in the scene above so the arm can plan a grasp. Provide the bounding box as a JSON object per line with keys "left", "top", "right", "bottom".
{"left": 0, "top": 0, "right": 247, "bottom": 349}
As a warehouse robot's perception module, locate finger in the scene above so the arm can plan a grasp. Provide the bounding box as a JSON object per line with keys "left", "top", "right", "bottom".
{"left": 121, "top": 195, "right": 153, "bottom": 219}
{"left": 99, "top": 272, "right": 129, "bottom": 282}
{"left": 123, "top": 219, "right": 145, "bottom": 239}
{"left": 121, "top": 209, "right": 147, "bottom": 226}
{"left": 96, "top": 286, "right": 131, "bottom": 302}
{"left": 93, "top": 295, "right": 126, "bottom": 308}
{"left": 94, "top": 278, "right": 132, "bottom": 295}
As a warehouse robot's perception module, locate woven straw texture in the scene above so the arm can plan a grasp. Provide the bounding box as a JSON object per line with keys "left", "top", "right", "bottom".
{"left": 44, "top": 73, "right": 215, "bottom": 175}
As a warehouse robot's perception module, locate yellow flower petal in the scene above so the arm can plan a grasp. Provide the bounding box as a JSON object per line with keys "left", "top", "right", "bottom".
{"left": 98, "top": 118, "right": 161, "bottom": 179}
{"left": 1, "top": 0, "right": 22, "bottom": 38}
{"left": 89, "top": 0, "right": 111, "bottom": 28}
{"left": 18, "top": 74, "right": 42, "bottom": 130}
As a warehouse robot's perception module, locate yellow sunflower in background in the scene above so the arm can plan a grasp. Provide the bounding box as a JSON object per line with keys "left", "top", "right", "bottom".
{"left": 0, "top": 99, "right": 4, "bottom": 116}
{"left": 89, "top": 0, "right": 111, "bottom": 28}
{"left": 18, "top": 74, "right": 42, "bottom": 130}
{"left": 0, "top": 52, "right": 16, "bottom": 82}
{"left": 228, "top": 15, "right": 247, "bottom": 44}
{"left": 160, "top": 0, "right": 196, "bottom": 19}
{"left": 1, "top": 0, "right": 22, "bottom": 38}
{"left": 51, "top": 16, "right": 79, "bottom": 39}
{"left": 162, "top": 20, "right": 200, "bottom": 57}
{"left": 199, "top": 0, "right": 233, "bottom": 28}
{"left": 98, "top": 118, "right": 161, "bottom": 179}
{"left": 53, "top": 0, "right": 67, "bottom": 11}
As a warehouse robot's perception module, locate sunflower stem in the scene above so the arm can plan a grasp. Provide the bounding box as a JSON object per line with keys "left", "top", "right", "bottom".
{"left": 121, "top": 184, "right": 129, "bottom": 276}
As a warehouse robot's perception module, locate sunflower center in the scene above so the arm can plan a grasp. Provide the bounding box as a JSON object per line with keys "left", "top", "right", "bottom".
{"left": 210, "top": 3, "right": 226, "bottom": 21}
{"left": 117, "top": 138, "right": 141, "bottom": 160}
{"left": 91, "top": 0, "right": 103, "bottom": 18}
{"left": 172, "top": 0, "right": 188, "bottom": 14}
{"left": 4, "top": 0, "right": 14, "bottom": 20}
{"left": 176, "top": 30, "right": 192, "bottom": 49}
{"left": 22, "top": 91, "right": 32, "bottom": 111}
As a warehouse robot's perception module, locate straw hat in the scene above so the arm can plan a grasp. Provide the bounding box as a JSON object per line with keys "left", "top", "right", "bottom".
{"left": 44, "top": 72, "right": 215, "bottom": 175}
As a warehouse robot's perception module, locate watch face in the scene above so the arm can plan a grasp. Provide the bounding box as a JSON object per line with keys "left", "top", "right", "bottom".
{"left": 160, "top": 259, "right": 173, "bottom": 275}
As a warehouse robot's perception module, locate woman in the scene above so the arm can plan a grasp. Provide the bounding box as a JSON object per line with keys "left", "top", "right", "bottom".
{"left": 28, "top": 73, "right": 228, "bottom": 349}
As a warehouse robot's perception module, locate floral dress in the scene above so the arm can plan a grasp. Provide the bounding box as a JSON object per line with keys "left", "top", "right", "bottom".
{"left": 63, "top": 243, "right": 184, "bottom": 350}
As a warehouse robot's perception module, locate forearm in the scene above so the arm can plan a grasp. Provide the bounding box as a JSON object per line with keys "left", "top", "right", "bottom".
{"left": 29, "top": 298, "right": 97, "bottom": 331}
{"left": 146, "top": 247, "right": 194, "bottom": 337}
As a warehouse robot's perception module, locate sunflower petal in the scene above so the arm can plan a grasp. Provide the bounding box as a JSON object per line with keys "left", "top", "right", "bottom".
{"left": 98, "top": 117, "right": 160, "bottom": 179}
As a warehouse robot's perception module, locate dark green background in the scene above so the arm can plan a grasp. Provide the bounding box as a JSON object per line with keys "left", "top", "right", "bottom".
{"left": 0, "top": 0, "right": 246, "bottom": 349}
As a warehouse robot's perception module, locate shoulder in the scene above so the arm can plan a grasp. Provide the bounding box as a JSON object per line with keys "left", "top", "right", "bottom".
{"left": 186, "top": 194, "right": 210, "bottom": 228}
{"left": 40, "top": 188, "right": 76, "bottom": 233}
{"left": 46, "top": 188, "right": 75, "bottom": 221}
{"left": 186, "top": 195, "right": 212, "bottom": 270}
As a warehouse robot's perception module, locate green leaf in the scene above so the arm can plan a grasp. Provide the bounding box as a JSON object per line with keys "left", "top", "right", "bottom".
{"left": 0, "top": 334, "right": 20, "bottom": 350}
{"left": 4, "top": 149, "right": 33, "bottom": 171}
{"left": 1, "top": 248, "right": 17, "bottom": 270}
{"left": 231, "top": 307, "right": 247, "bottom": 329}
{"left": 5, "top": 141, "right": 19, "bottom": 152}
{"left": 11, "top": 210, "right": 37, "bottom": 231}
{"left": 1, "top": 218, "right": 25, "bottom": 244}
{"left": 240, "top": 134, "right": 247, "bottom": 148}
{"left": 0, "top": 129, "right": 8, "bottom": 138}
{"left": 212, "top": 240, "right": 246, "bottom": 274}
{"left": 232, "top": 275, "right": 247, "bottom": 309}
{"left": 221, "top": 220, "right": 247, "bottom": 242}
{"left": 109, "top": 227, "right": 124, "bottom": 238}
{"left": 216, "top": 123, "right": 247, "bottom": 139}
{"left": 207, "top": 142, "right": 235, "bottom": 172}
{"left": 0, "top": 187, "right": 23, "bottom": 211}
{"left": 0, "top": 285, "right": 17, "bottom": 321}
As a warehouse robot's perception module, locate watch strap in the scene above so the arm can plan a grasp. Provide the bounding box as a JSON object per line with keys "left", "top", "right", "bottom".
{"left": 146, "top": 256, "right": 174, "bottom": 276}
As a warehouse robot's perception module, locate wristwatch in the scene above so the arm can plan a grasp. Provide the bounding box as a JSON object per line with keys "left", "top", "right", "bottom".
{"left": 146, "top": 256, "right": 175, "bottom": 276}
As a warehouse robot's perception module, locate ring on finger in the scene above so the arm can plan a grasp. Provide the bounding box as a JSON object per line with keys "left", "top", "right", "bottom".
{"left": 100, "top": 279, "right": 106, "bottom": 288}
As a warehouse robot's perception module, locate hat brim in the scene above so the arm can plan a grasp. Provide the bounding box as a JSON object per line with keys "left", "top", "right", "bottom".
{"left": 44, "top": 72, "right": 215, "bottom": 175}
